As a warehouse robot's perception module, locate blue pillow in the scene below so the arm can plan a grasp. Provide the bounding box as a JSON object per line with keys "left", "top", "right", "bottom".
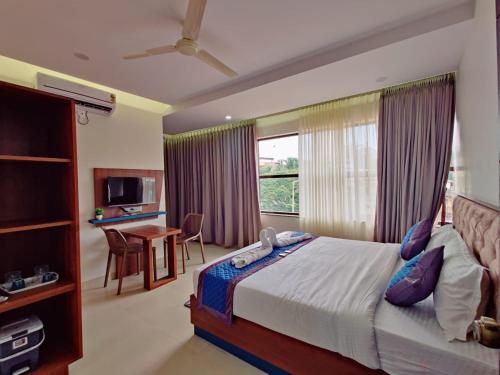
{"left": 386, "top": 246, "right": 444, "bottom": 306}
{"left": 400, "top": 218, "right": 432, "bottom": 260}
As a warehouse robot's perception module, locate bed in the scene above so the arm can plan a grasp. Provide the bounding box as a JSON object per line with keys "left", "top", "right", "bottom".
{"left": 375, "top": 268, "right": 498, "bottom": 375}
{"left": 190, "top": 196, "right": 500, "bottom": 374}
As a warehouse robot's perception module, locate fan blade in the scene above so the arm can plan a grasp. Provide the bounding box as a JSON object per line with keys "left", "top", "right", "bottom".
{"left": 182, "top": 0, "right": 206, "bottom": 41}
{"left": 123, "top": 45, "right": 176, "bottom": 60}
{"left": 123, "top": 52, "right": 150, "bottom": 60}
{"left": 145, "top": 45, "right": 177, "bottom": 55}
{"left": 196, "top": 49, "right": 237, "bottom": 77}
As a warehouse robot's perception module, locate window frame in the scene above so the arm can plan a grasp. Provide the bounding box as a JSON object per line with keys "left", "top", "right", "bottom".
{"left": 257, "top": 132, "right": 300, "bottom": 216}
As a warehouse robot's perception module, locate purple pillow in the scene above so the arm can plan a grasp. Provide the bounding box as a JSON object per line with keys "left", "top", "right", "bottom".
{"left": 385, "top": 246, "right": 444, "bottom": 306}
{"left": 400, "top": 218, "right": 432, "bottom": 260}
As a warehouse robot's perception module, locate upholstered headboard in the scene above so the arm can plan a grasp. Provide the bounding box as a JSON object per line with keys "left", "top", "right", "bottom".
{"left": 453, "top": 195, "right": 500, "bottom": 321}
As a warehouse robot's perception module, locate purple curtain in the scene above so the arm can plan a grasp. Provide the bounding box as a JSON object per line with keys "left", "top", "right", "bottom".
{"left": 374, "top": 74, "right": 455, "bottom": 243}
{"left": 165, "top": 122, "right": 261, "bottom": 248}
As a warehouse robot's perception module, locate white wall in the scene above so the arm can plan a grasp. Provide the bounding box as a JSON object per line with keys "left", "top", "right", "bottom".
{"left": 77, "top": 107, "right": 165, "bottom": 282}
{"left": 256, "top": 111, "right": 301, "bottom": 231}
{"left": 260, "top": 214, "right": 300, "bottom": 232}
{"left": 455, "top": 0, "right": 499, "bottom": 206}
{"left": 256, "top": 111, "right": 299, "bottom": 138}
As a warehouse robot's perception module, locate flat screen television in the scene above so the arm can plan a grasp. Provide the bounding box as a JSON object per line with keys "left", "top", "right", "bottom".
{"left": 106, "top": 177, "right": 156, "bottom": 207}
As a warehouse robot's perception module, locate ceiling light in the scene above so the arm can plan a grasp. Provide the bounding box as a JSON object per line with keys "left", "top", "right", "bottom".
{"left": 225, "top": 115, "right": 232, "bottom": 120}
{"left": 74, "top": 52, "right": 90, "bottom": 61}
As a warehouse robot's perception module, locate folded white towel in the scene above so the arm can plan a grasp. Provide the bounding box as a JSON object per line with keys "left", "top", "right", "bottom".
{"left": 230, "top": 228, "right": 313, "bottom": 268}
{"left": 260, "top": 228, "right": 272, "bottom": 248}
{"left": 266, "top": 227, "right": 312, "bottom": 248}
{"left": 231, "top": 229, "right": 273, "bottom": 268}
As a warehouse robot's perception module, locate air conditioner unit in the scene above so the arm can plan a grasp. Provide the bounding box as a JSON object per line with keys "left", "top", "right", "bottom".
{"left": 36, "top": 73, "right": 116, "bottom": 115}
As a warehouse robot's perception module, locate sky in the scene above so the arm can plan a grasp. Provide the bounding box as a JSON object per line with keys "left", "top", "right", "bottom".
{"left": 258, "top": 135, "right": 298, "bottom": 161}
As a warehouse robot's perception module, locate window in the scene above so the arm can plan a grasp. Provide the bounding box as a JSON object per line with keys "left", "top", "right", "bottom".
{"left": 258, "top": 134, "right": 299, "bottom": 215}
{"left": 436, "top": 119, "right": 458, "bottom": 226}
{"left": 436, "top": 166, "right": 456, "bottom": 225}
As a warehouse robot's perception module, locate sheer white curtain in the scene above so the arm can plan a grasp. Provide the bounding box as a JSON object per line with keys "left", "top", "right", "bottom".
{"left": 299, "top": 93, "right": 379, "bottom": 240}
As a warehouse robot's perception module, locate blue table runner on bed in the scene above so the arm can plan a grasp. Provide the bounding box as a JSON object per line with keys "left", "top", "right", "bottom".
{"left": 197, "top": 233, "right": 315, "bottom": 324}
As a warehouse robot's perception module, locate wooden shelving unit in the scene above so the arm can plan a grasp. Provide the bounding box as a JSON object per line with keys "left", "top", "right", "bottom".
{"left": 0, "top": 155, "right": 72, "bottom": 163}
{"left": 0, "top": 219, "right": 73, "bottom": 234}
{"left": 0, "top": 80, "right": 82, "bottom": 374}
{"left": 0, "top": 281, "right": 75, "bottom": 314}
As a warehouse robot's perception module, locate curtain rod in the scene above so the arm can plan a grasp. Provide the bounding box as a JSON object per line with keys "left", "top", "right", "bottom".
{"left": 165, "top": 72, "right": 455, "bottom": 137}
{"left": 164, "top": 119, "right": 255, "bottom": 140}
{"left": 254, "top": 71, "right": 455, "bottom": 121}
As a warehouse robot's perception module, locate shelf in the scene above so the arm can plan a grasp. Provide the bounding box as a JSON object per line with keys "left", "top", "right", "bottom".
{"left": 34, "top": 348, "right": 79, "bottom": 375}
{"left": 0, "top": 155, "right": 71, "bottom": 163}
{"left": 0, "top": 281, "right": 75, "bottom": 313}
{"left": 0, "top": 219, "right": 73, "bottom": 234}
{"left": 89, "top": 211, "right": 166, "bottom": 225}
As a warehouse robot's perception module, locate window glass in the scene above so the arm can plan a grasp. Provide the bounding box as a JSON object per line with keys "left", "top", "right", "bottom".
{"left": 258, "top": 135, "right": 299, "bottom": 214}
{"left": 259, "top": 177, "right": 299, "bottom": 213}
{"left": 258, "top": 135, "right": 298, "bottom": 176}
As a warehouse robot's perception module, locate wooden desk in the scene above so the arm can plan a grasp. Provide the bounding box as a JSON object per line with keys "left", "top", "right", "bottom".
{"left": 120, "top": 225, "right": 181, "bottom": 290}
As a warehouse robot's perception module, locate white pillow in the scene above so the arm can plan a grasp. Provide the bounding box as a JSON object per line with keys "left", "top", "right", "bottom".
{"left": 425, "top": 224, "right": 453, "bottom": 250}
{"left": 431, "top": 228, "right": 487, "bottom": 341}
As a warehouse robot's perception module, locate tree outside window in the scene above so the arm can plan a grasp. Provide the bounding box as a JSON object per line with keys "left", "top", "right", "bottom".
{"left": 258, "top": 134, "right": 299, "bottom": 214}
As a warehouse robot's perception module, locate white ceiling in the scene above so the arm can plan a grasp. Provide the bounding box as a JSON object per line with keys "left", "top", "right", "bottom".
{"left": 0, "top": 0, "right": 473, "bottom": 133}
{"left": 0, "top": 0, "right": 468, "bottom": 100}
{"left": 164, "top": 20, "right": 471, "bottom": 133}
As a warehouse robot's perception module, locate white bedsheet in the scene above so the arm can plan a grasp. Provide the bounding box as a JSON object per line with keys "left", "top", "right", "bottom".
{"left": 375, "top": 264, "right": 499, "bottom": 375}
{"left": 194, "top": 236, "right": 400, "bottom": 369}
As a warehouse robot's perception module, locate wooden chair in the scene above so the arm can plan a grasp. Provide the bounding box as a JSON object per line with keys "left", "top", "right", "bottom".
{"left": 161, "top": 213, "right": 205, "bottom": 274}
{"left": 102, "top": 228, "right": 156, "bottom": 295}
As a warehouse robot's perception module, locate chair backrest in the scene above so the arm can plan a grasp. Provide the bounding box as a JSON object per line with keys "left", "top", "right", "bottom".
{"left": 182, "top": 213, "right": 204, "bottom": 238}
{"left": 102, "top": 228, "right": 128, "bottom": 254}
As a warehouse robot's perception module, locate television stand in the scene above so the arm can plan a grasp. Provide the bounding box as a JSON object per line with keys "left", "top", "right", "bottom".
{"left": 88, "top": 211, "right": 166, "bottom": 226}
{"left": 121, "top": 206, "right": 143, "bottom": 214}
{"left": 93, "top": 168, "right": 164, "bottom": 225}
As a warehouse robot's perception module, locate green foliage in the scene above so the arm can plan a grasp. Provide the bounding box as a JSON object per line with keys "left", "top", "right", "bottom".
{"left": 95, "top": 207, "right": 104, "bottom": 215}
{"left": 259, "top": 157, "right": 299, "bottom": 213}
{"left": 259, "top": 157, "right": 299, "bottom": 176}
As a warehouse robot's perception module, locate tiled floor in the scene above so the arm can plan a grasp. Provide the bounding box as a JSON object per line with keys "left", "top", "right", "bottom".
{"left": 70, "top": 244, "right": 263, "bottom": 375}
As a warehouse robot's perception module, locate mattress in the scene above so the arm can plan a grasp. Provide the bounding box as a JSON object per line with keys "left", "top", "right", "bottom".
{"left": 374, "top": 261, "right": 499, "bottom": 375}
{"left": 195, "top": 236, "right": 400, "bottom": 369}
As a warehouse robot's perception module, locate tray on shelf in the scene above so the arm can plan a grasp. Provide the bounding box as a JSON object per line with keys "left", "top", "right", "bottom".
{"left": 0, "top": 273, "right": 59, "bottom": 295}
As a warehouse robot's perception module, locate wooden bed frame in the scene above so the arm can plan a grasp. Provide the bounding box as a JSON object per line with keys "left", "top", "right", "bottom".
{"left": 190, "top": 293, "right": 383, "bottom": 374}
{"left": 190, "top": 195, "right": 499, "bottom": 374}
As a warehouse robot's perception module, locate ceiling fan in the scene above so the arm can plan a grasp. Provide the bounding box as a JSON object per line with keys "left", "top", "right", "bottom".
{"left": 123, "top": 0, "right": 237, "bottom": 78}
